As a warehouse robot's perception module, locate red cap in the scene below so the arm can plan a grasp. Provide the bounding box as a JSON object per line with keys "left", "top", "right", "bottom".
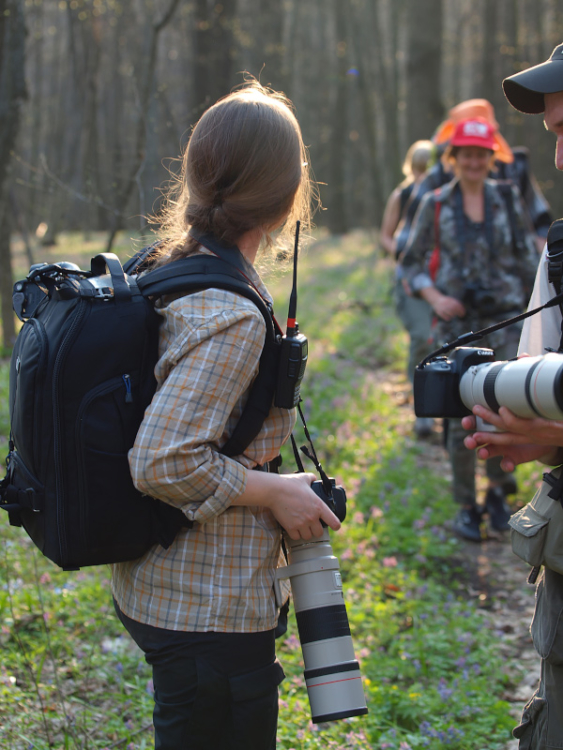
{"left": 449, "top": 118, "right": 498, "bottom": 151}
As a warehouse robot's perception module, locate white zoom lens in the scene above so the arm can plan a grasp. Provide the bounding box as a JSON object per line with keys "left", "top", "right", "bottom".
{"left": 274, "top": 529, "right": 368, "bottom": 724}
{"left": 459, "top": 352, "right": 563, "bottom": 419}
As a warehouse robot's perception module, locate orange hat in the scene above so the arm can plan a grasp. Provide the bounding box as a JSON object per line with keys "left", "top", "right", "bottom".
{"left": 434, "top": 98, "right": 513, "bottom": 163}
{"left": 449, "top": 118, "right": 498, "bottom": 151}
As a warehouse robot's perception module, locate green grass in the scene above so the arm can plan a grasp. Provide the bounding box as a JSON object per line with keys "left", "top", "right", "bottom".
{"left": 0, "top": 230, "right": 540, "bottom": 748}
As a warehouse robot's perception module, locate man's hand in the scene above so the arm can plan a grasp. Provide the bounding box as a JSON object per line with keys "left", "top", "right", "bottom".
{"left": 462, "top": 404, "right": 563, "bottom": 471}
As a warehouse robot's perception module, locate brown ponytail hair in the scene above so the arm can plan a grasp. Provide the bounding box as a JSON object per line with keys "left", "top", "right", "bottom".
{"left": 153, "top": 80, "right": 314, "bottom": 264}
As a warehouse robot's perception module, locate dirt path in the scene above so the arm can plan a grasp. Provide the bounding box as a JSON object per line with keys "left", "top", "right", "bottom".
{"left": 386, "top": 372, "right": 538, "bottom": 749}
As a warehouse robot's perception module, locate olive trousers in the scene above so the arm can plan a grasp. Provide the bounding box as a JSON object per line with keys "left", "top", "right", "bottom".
{"left": 513, "top": 568, "right": 563, "bottom": 749}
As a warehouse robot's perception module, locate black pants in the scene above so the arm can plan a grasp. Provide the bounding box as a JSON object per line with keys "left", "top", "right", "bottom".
{"left": 114, "top": 601, "right": 285, "bottom": 750}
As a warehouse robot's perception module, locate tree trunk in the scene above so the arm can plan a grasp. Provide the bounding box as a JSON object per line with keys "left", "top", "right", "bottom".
{"left": 193, "top": 0, "right": 236, "bottom": 113}
{"left": 346, "top": 0, "right": 384, "bottom": 223}
{"left": 105, "top": 0, "right": 182, "bottom": 253}
{"left": 10, "top": 189, "right": 34, "bottom": 266}
{"left": 481, "top": 0, "right": 498, "bottom": 107}
{"left": 404, "top": 0, "right": 443, "bottom": 145}
{"left": 0, "top": 201, "right": 15, "bottom": 350}
{"left": 326, "top": 0, "right": 349, "bottom": 234}
{"left": 0, "top": 0, "right": 27, "bottom": 349}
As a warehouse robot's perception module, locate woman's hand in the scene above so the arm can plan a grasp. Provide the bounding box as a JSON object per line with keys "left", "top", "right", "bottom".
{"left": 420, "top": 287, "right": 466, "bottom": 321}
{"left": 266, "top": 473, "right": 342, "bottom": 540}
{"left": 234, "top": 471, "right": 341, "bottom": 540}
{"left": 462, "top": 405, "right": 563, "bottom": 471}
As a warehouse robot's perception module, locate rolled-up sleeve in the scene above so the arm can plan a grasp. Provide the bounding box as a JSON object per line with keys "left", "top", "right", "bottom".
{"left": 128, "top": 289, "right": 266, "bottom": 524}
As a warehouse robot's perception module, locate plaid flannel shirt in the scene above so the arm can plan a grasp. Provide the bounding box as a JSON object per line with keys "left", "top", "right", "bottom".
{"left": 111, "top": 252, "right": 295, "bottom": 632}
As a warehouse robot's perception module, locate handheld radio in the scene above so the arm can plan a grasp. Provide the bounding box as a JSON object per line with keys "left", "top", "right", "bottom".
{"left": 274, "top": 221, "right": 309, "bottom": 408}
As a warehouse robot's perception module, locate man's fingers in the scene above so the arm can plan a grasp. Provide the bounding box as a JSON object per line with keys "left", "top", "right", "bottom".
{"left": 461, "top": 415, "right": 476, "bottom": 431}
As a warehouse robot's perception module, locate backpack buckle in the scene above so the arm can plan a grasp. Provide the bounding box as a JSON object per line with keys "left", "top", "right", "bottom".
{"left": 24, "top": 488, "right": 42, "bottom": 513}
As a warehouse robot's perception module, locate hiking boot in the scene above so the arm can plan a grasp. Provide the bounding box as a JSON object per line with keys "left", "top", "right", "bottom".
{"left": 452, "top": 506, "right": 483, "bottom": 542}
{"left": 485, "top": 486, "right": 512, "bottom": 531}
{"left": 414, "top": 417, "right": 434, "bottom": 438}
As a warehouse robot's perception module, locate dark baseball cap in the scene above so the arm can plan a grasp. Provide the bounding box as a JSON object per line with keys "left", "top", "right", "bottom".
{"left": 503, "top": 43, "right": 563, "bottom": 114}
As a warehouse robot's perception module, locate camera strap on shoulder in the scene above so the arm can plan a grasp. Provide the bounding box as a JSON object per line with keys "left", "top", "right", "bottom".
{"left": 428, "top": 191, "right": 442, "bottom": 282}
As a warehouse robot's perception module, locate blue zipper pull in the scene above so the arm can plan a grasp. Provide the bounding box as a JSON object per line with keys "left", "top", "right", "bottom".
{"left": 122, "top": 374, "right": 133, "bottom": 403}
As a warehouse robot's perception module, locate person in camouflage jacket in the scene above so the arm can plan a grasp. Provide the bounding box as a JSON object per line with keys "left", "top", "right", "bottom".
{"left": 394, "top": 98, "right": 552, "bottom": 259}
{"left": 400, "top": 117, "right": 538, "bottom": 542}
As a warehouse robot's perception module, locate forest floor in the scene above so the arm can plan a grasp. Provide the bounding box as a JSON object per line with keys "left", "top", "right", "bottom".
{"left": 388, "top": 370, "right": 538, "bottom": 750}
{"left": 0, "top": 230, "right": 543, "bottom": 748}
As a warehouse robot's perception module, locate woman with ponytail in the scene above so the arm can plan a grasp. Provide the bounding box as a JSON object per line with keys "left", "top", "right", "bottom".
{"left": 111, "top": 82, "right": 340, "bottom": 750}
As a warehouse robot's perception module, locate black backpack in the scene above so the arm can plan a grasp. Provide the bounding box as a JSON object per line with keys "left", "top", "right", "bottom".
{"left": 0, "top": 240, "right": 280, "bottom": 570}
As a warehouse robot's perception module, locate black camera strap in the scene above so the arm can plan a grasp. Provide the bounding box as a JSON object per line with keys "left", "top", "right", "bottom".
{"left": 289, "top": 403, "right": 333, "bottom": 497}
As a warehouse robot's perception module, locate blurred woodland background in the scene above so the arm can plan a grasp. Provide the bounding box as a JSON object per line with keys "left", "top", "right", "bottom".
{"left": 2, "top": 0, "right": 563, "bottom": 346}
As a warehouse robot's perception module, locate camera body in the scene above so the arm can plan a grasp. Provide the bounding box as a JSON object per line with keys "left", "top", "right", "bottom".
{"left": 414, "top": 347, "right": 495, "bottom": 418}
{"left": 311, "top": 478, "right": 347, "bottom": 522}
{"left": 274, "top": 477, "right": 368, "bottom": 724}
{"left": 462, "top": 282, "right": 498, "bottom": 317}
{"left": 415, "top": 347, "right": 563, "bottom": 422}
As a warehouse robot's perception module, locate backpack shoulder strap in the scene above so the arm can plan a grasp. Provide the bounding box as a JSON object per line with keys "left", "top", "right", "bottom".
{"left": 496, "top": 179, "right": 526, "bottom": 261}
{"left": 137, "top": 255, "right": 276, "bottom": 338}
{"left": 399, "top": 182, "right": 415, "bottom": 216}
{"left": 137, "top": 254, "right": 280, "bottom": 459}
{"left": 497, "top": 180, "right": 515, "bottom": 217}
{"left": 123, "top": 242, "right": 161, "bottom": 276}
{"left": 428, "top": 190, "right": 442, "bottom": 282}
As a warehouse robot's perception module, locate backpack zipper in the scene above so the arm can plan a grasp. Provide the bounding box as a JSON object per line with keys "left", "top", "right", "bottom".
{"left": 75, "top": 374, "right": 135, "bottom": 546}
{"left": 53, "top": 299, "right": 88, "bottom": 565}
{"left": 122, "top": 374, "right": 133, "bottom": 403}
{"left": 28, "top": 319, "right": 49, "bottom": 466}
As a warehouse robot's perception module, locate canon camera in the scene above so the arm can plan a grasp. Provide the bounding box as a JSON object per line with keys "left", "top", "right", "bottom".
{"left": 414, "top": 346, "right": 563, "bottom": 427}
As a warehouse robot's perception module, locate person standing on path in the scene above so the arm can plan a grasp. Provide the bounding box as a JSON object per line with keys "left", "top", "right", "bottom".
{"left": 396, "top": 98, "right": 552, "bottom": 259}
{"left": 401, "top": 117, "right": 538, "bottom": 542}
{"left": 463, "top": 43, "right": 563, "bottom": 748}
{"left": 380, "top": 140, "right": 435, "bottom": 437}
{"left": 111, "top": 81, "right": 341, "bottom": 750}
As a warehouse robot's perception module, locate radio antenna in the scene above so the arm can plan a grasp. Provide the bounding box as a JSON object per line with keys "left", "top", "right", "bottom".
{"left": 286, "top": 220, "right": 300, "bottom": 336}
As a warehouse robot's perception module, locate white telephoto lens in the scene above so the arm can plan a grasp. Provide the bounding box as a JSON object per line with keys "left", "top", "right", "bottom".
{"left": 459, "top": 353, "right": 563, "bottom": 420}
{"left": 521, "top": 352, "right": 563, "bottom": 419}
{"left": 487, "top": 358, "right": 540, "bottom": 418}
{"left": 274, "top": 530, "right": 368, "bottom": 724}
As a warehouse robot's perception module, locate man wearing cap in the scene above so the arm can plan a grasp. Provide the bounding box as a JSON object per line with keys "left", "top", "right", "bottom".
{"left": 463, "top": 44, "right": 563, "bottom": 748}
{"left": 401, "top": 116, "right": 538, "bottom": 542}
